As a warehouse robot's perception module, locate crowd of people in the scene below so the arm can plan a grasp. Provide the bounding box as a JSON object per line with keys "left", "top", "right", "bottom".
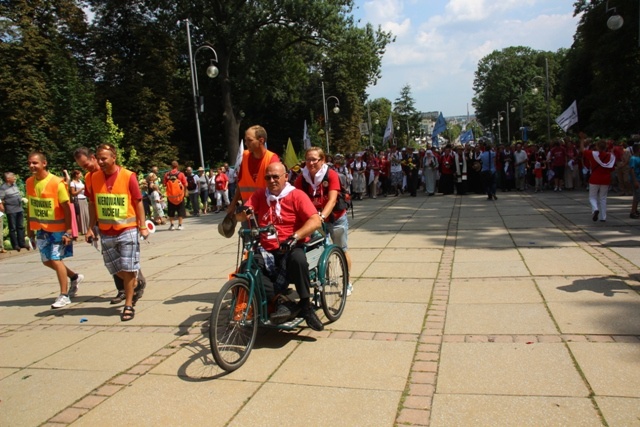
{"left": 1, "top": 129, "right": 639, "bottom": 324}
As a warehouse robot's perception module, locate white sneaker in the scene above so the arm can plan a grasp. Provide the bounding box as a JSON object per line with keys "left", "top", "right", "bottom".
{"left": 177, "top": 225, "right": 183, "bottom": 231}
{"left": 51, "top": 294, "right": 71, "bottom": 309}
{"left": 168, "top": 224, "right": 175, "bottom": 231}
{"left": 68, "top": 274, "right": 84, "bottom": 298}
{"left": 346, "top": 282, "right": 353, "bottom": 297}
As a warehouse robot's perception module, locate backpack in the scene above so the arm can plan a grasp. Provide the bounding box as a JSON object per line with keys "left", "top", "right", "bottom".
{"left": 301, "top": 169, "right": 351, "bottom": 219}
{"left": 165, "top": 171, "right": 185, "bottom": 204}
{"left": 186, "top": 174, "right": 197, "bottom": 191}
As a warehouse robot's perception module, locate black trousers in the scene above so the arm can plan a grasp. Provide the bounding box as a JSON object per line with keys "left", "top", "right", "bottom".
{"left": 254, "top": 247, "right": 311, "bottom": 301}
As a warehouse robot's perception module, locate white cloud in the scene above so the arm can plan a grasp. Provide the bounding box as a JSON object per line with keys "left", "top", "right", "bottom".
{"left": 357, "top": 0, "right": 581, "bottom": 114}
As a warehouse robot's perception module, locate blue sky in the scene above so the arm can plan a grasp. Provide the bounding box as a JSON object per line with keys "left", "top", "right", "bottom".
{"left": 351, "top": 0, "right": 583, "bottom": 116}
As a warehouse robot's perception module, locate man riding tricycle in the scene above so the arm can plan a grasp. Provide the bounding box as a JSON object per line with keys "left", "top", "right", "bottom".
{"left": 210, "top": 162, "right": 348, "bottom": 372}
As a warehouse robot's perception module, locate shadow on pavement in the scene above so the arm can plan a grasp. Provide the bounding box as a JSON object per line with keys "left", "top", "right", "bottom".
{"left": 558, "top": 276, "right": 637, "bottom": 297}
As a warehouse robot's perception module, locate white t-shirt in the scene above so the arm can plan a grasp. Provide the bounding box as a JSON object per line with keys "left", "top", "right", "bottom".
{"left": 70, "top": 180, "right": 86, "bottom": 200}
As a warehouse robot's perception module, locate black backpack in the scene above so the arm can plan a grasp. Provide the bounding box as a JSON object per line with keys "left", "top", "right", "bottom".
{"left": 186, "top": 174, "right": 197, "bottom": 191}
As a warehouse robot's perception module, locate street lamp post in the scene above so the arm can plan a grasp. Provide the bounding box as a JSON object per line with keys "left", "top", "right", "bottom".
{"left": 186, "top": 19, "right": 219, "bottom": 170}
{"left": 497, "top": 111, "right": 506, "bottom": 145}
{"left": 321, "top": 81, "right": 340, "bottom": 154}
{"left": 530, "top": 59, "right": 552, "bottom": 144}
{"left": 507, "top": 99, "right": 520, "bottom": 142}
{"left": 606, "top": 0, "right": 640, "bottom": 48}
{"left": 366, "top": 103, "right": 379, "bottom": 148}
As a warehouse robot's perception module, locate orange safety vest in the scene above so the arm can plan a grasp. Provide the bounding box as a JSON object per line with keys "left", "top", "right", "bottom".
{"left": 237, "top": 150, "right": 275, "bottom": 202}
{"left": 90, "top": 168, "right": 138, "bottom": 232}
{"left": 26, "top": 175, "right": 67, "bottom": 232}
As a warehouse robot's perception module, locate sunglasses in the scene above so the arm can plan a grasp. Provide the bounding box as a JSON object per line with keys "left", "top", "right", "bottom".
{"left": 264, "top": 174, "right": 284, "bottom": 181}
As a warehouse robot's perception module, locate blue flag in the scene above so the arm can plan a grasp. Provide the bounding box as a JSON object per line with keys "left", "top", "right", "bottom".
{"left": 460, "top": 129, "right": 474, "bottom": 144}
{"left": 432, "top": 112, "right": 447, "bottom": 137}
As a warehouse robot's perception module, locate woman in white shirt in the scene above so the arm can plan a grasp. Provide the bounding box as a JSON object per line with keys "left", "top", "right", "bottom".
{"left": 69, "top": 170, "right": 90, "bottom": 234}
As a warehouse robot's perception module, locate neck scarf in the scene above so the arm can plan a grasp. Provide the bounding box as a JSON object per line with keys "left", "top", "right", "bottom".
{"left": 592, "top": 151, "right": 616, "bottom": 168}
{"left": 301, "top": 163, "right": 328, "bottom": 197}
{"left": 266, "top": 182, "right": 296, "bottom": 220}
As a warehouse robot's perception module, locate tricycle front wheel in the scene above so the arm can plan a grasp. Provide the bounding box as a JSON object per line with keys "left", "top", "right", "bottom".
{"left": 209, "top": 278, "right": 258, "bottom": 372}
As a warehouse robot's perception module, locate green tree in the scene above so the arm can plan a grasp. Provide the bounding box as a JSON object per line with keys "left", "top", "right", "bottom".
{"left": 472, "top": 46, "right": 564, "bottom": 145}
{"left": 88, "top": 0, "right": 183, "bottom": 171}
{"left": 393, "top": 84, "right": 421, "bottom": 147}
{"left": 0, "top": 0, "right": 105, "bottom": 175}
{"left": 167, "top": 0, "right": 391, "bottom": 160}
{"left": 563, "top": 0, "right": 640, "bottom": 137}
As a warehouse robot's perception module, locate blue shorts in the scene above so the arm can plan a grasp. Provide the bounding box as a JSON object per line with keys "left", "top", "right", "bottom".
{"left": 100, "top": 228, "right": 140, "bottom": 275}
{"left": 36, "top": 230, "right": 73, "bottom": 262}
{"left": 327, "top": 213, "right": 349, "bottom": 251}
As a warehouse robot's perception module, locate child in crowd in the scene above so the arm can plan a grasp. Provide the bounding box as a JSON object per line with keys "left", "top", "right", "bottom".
{"left": 149, "top": 183, "right": 166, "bottom": 225}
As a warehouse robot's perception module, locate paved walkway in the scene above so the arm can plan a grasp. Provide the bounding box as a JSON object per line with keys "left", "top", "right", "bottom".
{"left": 1, "top": 189, "right": 639, "bottom": 426}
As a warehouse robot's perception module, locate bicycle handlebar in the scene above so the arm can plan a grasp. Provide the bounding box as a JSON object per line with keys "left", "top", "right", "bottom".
{"left": 238, "top": 224, "right": 277, "bottom": 238}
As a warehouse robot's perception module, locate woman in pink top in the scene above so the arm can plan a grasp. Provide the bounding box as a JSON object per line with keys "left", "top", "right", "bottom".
{"left": 580, "top": 136, "right": 615, "bottom": 222}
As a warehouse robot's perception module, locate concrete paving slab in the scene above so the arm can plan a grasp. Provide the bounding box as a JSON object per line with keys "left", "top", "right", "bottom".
{"left": 431, "top": 394, "right": 602, "bottom": 427}
{"left": 73, "top": 373, "right": 261, "bottom": 427}
{"left": 150, "top": 333, "right": 299, "bottom": 382}
{"left": 610, "top": 246, "right": 640, "bottom": 268}
{"left": 0, "top": 329, "right": 94, "bottom": 367}
{"left": 234, "top": 383, "right": 401, "bottom": 427}
{"left": 449, "top": 278, "right": 541, "bottom": 304}
{"left": 362, "top": 261, "right": 438, "bottom": 278}
{"left": 510, "top": 229, "right": 578, "bottom": 247}
{"left": 519, "top": 247, "right": 612, "bottom": 276}
{"left": 348, "top": 248, "right": 383, "bottom": 263}
{"left": 348, "top": 232, "right": 395, "bottom": 248}
{"left": 595, "top": 396, "right": 640, "bottom": 427}
{"left": 376, "top": 248, "right": 442, "bottom": 263}
{"left": 452, "top": 260, "right": 530, "bottom": 278}
{"left": 271, "top": 338, "right": 414, "bottom": 390}
{"left": 454, "top": 229, "right": 515, "bottom": 248}
{"left": 569, "top": 343, "right": 640, "bottom": 397}
{"left": 438, "top": 343, "right": 589, "bottom": 396}
{"left": 454, "top": 248, "right": 522, "bottom": 263}
{"left": 349, "top": 278, "right": 432, "bottom": 303}
{"left": 330, "top": 301, "right": 426, "bottom": 334}
{"left": 502, "top": 214, "right": 555, "bottom": 229}
{"left": 445, "top": 303, "right": 558, "bottom": 334}
{"left": 0, "top": 367, "right": 18, "bottom": 380}
{"left": 130, "top": 299, "right": 211, "bottom": 327}
{"left": 32, "top": 331, "right": 176, "bottom": 372}
{"left": 0, "top": 368, "right": 114, "bottom": 427}
{"left": 536, "top": 276, "right": 640, "bottom": 302}
{"left": 584, "top": 227, "right": 640, "bottom": 247}
{"left": 386, "top": 233, "right": 447, "bottom": 248}
{"left": 548, "top": 301, "right": 640, "bottom": 335}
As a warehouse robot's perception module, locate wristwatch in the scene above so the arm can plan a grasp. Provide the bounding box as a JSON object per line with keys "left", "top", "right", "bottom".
{"left": 319, "top": 212, "right": 326, "bottom": 221}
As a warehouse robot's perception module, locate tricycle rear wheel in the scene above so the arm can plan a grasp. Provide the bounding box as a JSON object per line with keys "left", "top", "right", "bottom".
{"left": 320, "top": 247, "right": 348, "bottom": 322}
{"left": 209, "top": 278, "right": 258, "bottom": 372}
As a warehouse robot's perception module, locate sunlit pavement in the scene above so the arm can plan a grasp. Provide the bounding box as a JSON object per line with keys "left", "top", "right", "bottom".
{"left": 1, "top": 188, "right": 639, "bottom": 426}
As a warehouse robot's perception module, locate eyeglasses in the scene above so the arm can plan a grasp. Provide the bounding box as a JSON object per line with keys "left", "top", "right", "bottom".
{"left": 305, "top": 158, "right": 321, "bottom": 163}
{"left": 264, "top": 174, "right": 284, "bottom": 181}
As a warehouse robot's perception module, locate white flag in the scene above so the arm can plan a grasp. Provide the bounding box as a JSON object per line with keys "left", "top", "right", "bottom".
{"left": 303, "top": 120, "right": 311, "bottom": 150}
{"left": 382, "top": 114, "right": 394, "bottom": 145}
{"left": 555, "top": 100, "right": 578, "bottom": 132}
{"left": 233, "top": 139, "right": 245, "bottom": 170}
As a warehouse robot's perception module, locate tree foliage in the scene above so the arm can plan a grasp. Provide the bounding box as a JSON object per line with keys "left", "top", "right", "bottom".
{"left": 563, "top": 0, "right": 640, "bottom": 137}
{"left": 0, "top": 0, "right": 106, "bottom": 176}
{"left": 393, "top": 84, "right": 421, "bottom": 147}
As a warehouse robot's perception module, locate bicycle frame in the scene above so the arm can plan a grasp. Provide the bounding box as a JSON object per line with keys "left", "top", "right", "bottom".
{"left": 228, "top": 222, "right": 340, "bottom": 329}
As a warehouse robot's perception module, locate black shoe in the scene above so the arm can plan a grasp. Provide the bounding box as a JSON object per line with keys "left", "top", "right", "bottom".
{"left": 269, "top": 301, "right": 300, "bottom": 324}
{"left": 133, "top": 279, "right": 146, "bottom": 305}
{"left": 592, "top": 210, "right": 599, "bottom": 222}
{"left": 492, "top": 194, "right": 498, "bottom": 200}
{"left": 300, "top": 303, "right": 324, "bottom": 331}
{"left": 110, "top": 291, "right": 126, "bottom": 305}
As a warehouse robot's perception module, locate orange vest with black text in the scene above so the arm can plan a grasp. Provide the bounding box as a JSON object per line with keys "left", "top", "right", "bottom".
{"left": 26, "top": 175, "right": 67, "bottom": 232}
{"left": 90, "top": 168, "right": 138, "bottom": 232}
{"left": 237, "top": 150, "right": 275, "bottom": 202}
